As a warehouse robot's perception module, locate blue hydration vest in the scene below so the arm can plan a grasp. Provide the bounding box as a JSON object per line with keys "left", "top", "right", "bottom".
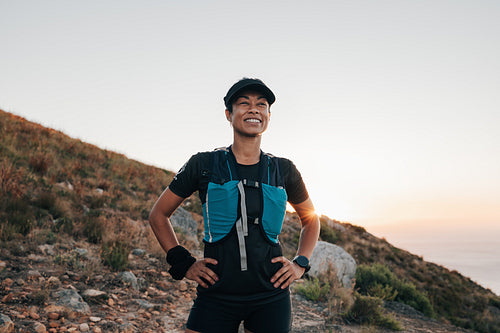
{"left": 202, "top": 147, "right": 288, "bottom": 271}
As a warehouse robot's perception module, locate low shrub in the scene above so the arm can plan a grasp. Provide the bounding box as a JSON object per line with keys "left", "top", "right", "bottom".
{"left": 35, "top": 191, "right": 73, "bottom": 220}
{"left": 0, "top": 161, "right": 24, "bottom": 198}
{"left": 320, "top": 217, "right": 341, "bottom": 244}
{"left": 83, "top": 216, "right": 104, "bottom": 244}
{"left": 489, "top": 296, "right": 500, "bottom": 309}
{"left": 295, "top": 277, "right": 331, "bottom": 302}
{"left": 37, "top": 191, "right": 56, "bottom": 211}
{"left": 355, "top": 264, "right": 434, "bottom": 317}
{"left": 53, "top": 217, "right": 74, "bottom": 235}
{"left": 101, "top": 240, "right": 129, "bottom": 271}
{"left": 295, "top": 265, "right": 355, "bottom": 325}
{"left": 55, "top": 253, "right": 85, "bottom": 270}
{"left": 29, "top": 153, "right": 50, "bottom": 174}
{"left": 1, "top": 196, "right": 35, "bottom": 237}
{"left": 367, "top": 284, "right": 398, "bottom": 301}
{"left": 344, "top": 294, "right": 402, "bottom": 331}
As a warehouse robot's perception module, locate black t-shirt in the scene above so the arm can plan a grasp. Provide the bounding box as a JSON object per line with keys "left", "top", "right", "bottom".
{"left": 169, "top": 150, "right": 309, "bottom": 302}
{"left": 169, "top": 151, "right": 309, "bottom": 213}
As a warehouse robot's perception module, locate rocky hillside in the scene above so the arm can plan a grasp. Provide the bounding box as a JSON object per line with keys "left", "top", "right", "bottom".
{"left": 1, "top": 109, "right": 499, "bottom": 332}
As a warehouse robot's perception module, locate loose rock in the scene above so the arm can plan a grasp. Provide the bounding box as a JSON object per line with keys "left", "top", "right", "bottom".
{"left": 46, "top": 276, "right": 61, "bottom": 289}
{"left": 134, "top": 299, "right": 154, "bottom": 310}
{"left": 131, "top": 249, "right": 146, "bottom": 256}
{"left": 1, "top": 278, "right": 13, "bottom": 289}
{"left": 29, "top": 312, "right": 40, "bottom": 320}
{"left": 38, "top": 245, "right": 55, "bottom": 256}
{"left": 82, "top": 289, "right": 107, "bottom": 303}
{"left": 119, "top": 271, "right": 138, "bottom": 290}
{"left": 47, "top": 312, "right": 59, "bottom": 320}
{"left": 74, "top": 248, "right": 89, "bottom": 258}
{"left": 33, "top": 322, "right": 46, "bottom": 333}
{"left": 79, "top": 323, "right": 90, "bottom": 332}
{"left": 27, "top": 270, "right": 42, "bottom": 280}
{"left": 0, "top": 313, "right": 14, "bottom": 333}
{"left": 46, "top": 289, "right": 91, "bottom": 319}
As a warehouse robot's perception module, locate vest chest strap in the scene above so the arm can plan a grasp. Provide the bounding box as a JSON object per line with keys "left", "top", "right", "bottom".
{"left": 236, "top": 180, "right": 249, "bottom": 271}
{"left": 242, "top": 179, "right": 260, "bottom": 188}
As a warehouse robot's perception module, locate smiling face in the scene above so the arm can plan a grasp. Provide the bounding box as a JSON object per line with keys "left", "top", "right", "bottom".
{"left": 226, "top": 90, "right": 271, "bottom": 138}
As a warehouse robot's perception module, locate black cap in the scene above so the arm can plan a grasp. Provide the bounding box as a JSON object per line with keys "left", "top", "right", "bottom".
{"left": 224, "top": 78, "right": 276, "bottom": 109}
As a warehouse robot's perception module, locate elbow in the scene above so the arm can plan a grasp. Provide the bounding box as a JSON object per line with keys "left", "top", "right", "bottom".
{"left": 148, "top": 207, "right": 158, "bottom": 226}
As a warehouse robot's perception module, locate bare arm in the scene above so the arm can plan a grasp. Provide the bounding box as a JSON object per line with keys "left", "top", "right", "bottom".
{"left": 148, "top": 187, "right": 184, "bottom": 253}
{"left": 271, "top": 197, "right": 320, "bottom": 289}
{"left": 292, "top": 197, "right": 320, "bottom": 259}
{"left": 149, "top": 187, "right": 218, "bottom": 287}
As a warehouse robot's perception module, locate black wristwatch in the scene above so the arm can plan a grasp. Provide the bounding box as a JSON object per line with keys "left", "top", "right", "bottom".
{"left": 292, "top": 255, "right": 311, "bottom": 276}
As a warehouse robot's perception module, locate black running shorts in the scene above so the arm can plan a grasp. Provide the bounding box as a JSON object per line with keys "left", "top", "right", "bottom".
{"left": 185, "top": 293, "right": 292, "bottom": 333}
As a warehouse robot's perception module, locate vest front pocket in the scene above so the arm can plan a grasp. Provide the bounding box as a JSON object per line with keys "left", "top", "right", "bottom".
{"left": 202, "top": 181, "right": 239, "bottom": 242}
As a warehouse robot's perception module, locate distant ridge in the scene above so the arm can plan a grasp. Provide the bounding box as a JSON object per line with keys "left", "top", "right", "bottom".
{"left": 1, "top": 108, "right": 499, "bottom": 332}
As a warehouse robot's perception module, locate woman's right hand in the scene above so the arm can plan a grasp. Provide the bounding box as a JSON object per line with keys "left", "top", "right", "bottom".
{"left": 185, "top": 258, "right": 219, "bottom": 288}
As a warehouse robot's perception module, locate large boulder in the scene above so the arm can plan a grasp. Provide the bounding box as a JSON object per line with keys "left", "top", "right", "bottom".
{"left": 171, "top": 207, "right": 197, "bottom": 234}
{"left": 309, "top": 241, "right": 356, "bottom": 288}
{"left": 170, "top": 207, "right": 199, "bottom": 245}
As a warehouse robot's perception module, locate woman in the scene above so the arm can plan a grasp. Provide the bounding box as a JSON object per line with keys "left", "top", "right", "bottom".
{"left": 149, "top": 78, "right": 320, "bottom": 333}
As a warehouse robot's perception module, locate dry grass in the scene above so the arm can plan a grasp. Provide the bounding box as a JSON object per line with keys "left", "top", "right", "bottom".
{"left": 0, "top": 161, "right": 25, "bottom": 198}
{"left": 294, "top": 264, "right": 355, "bottom": 321}
{"left": 0, "top": 108, "right": 173, "bottom": 253}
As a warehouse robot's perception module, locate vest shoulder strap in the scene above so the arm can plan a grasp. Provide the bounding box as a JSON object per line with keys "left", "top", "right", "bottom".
{"left": 208, "top": 147, "right": 285, "bottom": 186}
{"left": 214, "top": 146, "right": 229, "bottom": 152}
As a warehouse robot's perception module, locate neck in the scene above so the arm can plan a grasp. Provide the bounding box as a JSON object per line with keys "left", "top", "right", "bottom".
{"left": 231, "top": 135, "right": 262, "bottom": 165}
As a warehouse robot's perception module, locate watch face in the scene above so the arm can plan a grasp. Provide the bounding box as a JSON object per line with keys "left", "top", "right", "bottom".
{"left": 294, "top": 256, "right": 309, "bottom": 268}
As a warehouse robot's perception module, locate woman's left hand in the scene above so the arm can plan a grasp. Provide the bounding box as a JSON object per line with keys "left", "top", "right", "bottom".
{"left": 270, "top": 256, "right": 305, "bottom": 289}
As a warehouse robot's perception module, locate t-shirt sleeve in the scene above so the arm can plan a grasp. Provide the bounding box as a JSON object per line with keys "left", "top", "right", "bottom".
{"left": 168, "top": 153, "right": 203, "bottom": 198}
{"left": 281, "top": 158, "right": 309, "bottom": 205}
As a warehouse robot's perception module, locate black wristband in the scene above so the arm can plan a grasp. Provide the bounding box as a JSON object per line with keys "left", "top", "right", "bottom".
{"left": 166, "top": 245, "right": 196, "bottom": 280}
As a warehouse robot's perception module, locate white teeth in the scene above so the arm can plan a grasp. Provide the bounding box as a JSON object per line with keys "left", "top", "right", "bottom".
{"left": 245, "top": 119, "right": 261, "bottom": 123}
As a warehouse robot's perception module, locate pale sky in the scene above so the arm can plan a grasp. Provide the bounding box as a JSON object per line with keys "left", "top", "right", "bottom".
{"left": 2, "top": 0, "right": 499, "bottom": 233}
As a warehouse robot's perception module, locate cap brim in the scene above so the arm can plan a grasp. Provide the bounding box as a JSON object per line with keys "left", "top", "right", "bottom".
{"left": 224, "top": 80, "right": 276, "bottom": 108}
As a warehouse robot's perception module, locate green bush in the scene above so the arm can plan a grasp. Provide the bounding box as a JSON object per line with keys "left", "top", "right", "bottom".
{"left": 82, "top": 217, "right": 104, "bottom": 244}
{"left": 367, "top": 284, "right": 398, "bottom": 301}
{"left": 489, "top": 296, "right": 500, "bottom": 309}
{"left": 1, "top": 197, "right": 35, "bottom": 237}
{"left": 355, "top": 264, "right": 434, "bottom": 317}
{"left": 102, "top": 240, "right": 129, "bottom": 271}
{"left": 344, "top": 294, "right": 402, "bottom": 330}
{"left": 295, "top": 277, "right": 331, "bottom": 302}
{"left": 320, "top": 217, "right": 341, "bottom": 244}
{"left": 397, "top": 281, "right": 434, "bottom": 317}
{"left": 35, "top": 191, "right": 72, "bottom": 220}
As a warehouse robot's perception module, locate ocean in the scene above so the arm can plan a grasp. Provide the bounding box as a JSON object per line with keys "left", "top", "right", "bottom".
{"left": 368, "top": 225, "right": 500, "bottom": 296}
